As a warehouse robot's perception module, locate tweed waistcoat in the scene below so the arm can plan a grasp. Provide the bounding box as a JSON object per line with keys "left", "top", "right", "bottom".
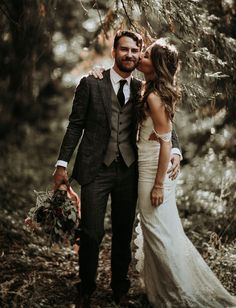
{"left": 103, "top": 89, "right": 136, "bottom": 166}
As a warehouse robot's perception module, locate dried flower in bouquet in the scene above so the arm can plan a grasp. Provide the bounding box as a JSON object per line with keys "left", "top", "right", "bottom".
{"left": 25, "top": 185, "right": 80, "bottom": 245}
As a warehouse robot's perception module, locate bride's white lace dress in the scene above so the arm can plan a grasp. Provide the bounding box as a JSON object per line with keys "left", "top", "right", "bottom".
{"left": 135, "top": 116, "right": 236, "bottom": 308}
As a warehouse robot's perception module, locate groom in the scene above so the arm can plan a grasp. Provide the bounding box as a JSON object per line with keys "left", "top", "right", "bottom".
{"left": 53, "top": 30, "right": 181, "bottom": 307}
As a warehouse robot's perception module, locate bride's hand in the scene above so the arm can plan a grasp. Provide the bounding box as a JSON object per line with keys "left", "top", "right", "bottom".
{"left": 88, "top": 65, "right": 105, "bottom": 79}
{"left": 150, "top": 186, "right": 164, "bottom": 207}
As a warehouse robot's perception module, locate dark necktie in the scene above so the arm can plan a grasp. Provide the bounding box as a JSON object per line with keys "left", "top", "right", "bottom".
{"left": 117, "top": 80, "right": 127, "bottom": 107}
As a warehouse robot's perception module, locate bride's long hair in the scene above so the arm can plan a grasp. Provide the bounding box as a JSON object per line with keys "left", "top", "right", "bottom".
{"left": 138, "top": 38, "right": 181, "bottom": 122}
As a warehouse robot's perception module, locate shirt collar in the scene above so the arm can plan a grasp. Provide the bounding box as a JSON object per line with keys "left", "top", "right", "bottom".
{"left": 110, "top": 67, "right": 132, "bottom": 86}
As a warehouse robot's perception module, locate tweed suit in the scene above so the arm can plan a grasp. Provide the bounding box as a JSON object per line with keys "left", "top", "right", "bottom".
{"left": 58, "top": 70, "right": 140, "bottom": 185}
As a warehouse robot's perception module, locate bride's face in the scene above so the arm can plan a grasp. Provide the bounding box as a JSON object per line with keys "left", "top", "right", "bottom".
{"left": 137, "top": 45, "right": 155, "bottom": 75}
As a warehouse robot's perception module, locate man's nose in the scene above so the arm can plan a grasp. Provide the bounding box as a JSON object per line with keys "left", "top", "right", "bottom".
{"left": 127, "top": 49, "right": 132, "bottom": 57}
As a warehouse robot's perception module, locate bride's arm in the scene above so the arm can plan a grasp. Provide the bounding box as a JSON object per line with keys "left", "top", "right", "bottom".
{"left": 147, "top": 92, "right": 172, "bottom": 207}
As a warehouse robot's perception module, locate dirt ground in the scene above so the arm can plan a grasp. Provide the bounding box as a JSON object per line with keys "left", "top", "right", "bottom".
{"left": 0, "top": 207, "right": 147, "bottom": 308}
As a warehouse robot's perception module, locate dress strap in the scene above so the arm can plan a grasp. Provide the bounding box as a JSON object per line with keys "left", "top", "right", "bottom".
{"left": 152, "top": 128, "right": 172, "bottom": 142}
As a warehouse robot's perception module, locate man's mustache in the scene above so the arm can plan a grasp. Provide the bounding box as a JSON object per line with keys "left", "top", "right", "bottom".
{"left": 123, "top": 57, "right": 136, "bottom": 61}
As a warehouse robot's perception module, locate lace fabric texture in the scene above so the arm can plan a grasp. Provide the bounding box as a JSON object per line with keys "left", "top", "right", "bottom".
{"left": 135, "top": 116, "right": 236, "bottom": 308}
{"left": 133, "top": 214, "right": 144, "bottom": 274}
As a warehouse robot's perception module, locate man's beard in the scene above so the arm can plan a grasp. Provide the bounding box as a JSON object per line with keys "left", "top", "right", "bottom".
{"left": 115, "top": 57, "right": 138, "bottom": 72}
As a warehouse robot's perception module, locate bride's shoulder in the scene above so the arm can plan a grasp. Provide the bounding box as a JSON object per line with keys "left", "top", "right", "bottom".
{"left": 146, "top": 91, "right": 163, "bottom": 109}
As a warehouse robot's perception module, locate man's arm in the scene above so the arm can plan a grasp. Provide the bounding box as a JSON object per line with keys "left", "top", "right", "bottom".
{"left": 168, "top": 128, "right": 182, "bottom": 180}
{"left": 53, "top": 76, "right": 90, "bottom": 190}
{"left": 171, "top": 128, "right": 181, "bottom": 153}
{"left": 57, "top": 76, "right": 89, "bottom": 162}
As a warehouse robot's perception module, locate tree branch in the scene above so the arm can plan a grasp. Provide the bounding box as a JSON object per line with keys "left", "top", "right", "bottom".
{"left": 120, "top": 0, "right": 137, "bottom": 30}
{"left": 95, "top": 0, "right": 109, "bottom": 39}
{"left": 79, "top": 0, "right": 88, "bottom": 13}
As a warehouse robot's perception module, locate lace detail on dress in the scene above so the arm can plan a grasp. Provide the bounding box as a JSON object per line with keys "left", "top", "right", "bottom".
{"left": 152, "top": 128, "right": 172, "bottom": 142}
{"left": 133, "top": 213, "right": 144, "bottom": 274}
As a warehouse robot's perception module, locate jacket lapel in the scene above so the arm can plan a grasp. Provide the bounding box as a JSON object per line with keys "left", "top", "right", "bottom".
{"left": 98, "top": 69, "right": 112, "bottom": 129}
{"left": 130, "top": 77, "right": 141, "bottom": 101}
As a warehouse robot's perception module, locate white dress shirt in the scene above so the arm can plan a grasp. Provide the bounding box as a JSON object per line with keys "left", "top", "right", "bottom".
{"left": 110, "top": 67, "right": 132, "bottom": 104}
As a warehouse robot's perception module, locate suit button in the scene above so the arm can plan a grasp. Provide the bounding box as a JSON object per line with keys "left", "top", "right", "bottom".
{"left": 120, "top": 122, "right": 122, "bottom": 125}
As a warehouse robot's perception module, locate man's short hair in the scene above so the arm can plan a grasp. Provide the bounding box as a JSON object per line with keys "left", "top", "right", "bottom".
{"left": 113, "top": 30, "right": 143, "bottom": 50}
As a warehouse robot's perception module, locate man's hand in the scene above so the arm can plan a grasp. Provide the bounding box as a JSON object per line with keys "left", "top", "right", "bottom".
{"left": 167, "top": 154, "right": 180, "bottom": 180}
{"left": 88, "top": 66, "right": 105, "bottom": 79}
{"left": 53, "top": 166, "right": 69, "bottom": 191}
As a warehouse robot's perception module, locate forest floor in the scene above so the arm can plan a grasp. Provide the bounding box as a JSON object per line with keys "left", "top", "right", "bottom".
{"left": 0, "top": 120, "right": 235, "bottom": 308}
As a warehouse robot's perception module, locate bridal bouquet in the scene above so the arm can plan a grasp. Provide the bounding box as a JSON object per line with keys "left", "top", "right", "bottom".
{"left": 25, "top": 184, "right": 81, "bottom": 245}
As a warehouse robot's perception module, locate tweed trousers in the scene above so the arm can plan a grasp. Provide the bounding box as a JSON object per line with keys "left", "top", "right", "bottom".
{"left": 79, "top": 159, "right": 138, "bottom": 296}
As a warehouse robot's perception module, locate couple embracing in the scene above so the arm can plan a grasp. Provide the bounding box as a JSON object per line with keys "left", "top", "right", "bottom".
{"left": 53, "top": 30, "right": 236, "bottom": 307}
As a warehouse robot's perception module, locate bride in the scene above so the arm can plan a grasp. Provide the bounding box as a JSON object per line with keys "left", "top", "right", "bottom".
{"left": 90, "top": 37, "right": 236, "bottom": 307}
{"left": 135, "top": 38, "right": 236, "bottom": 308}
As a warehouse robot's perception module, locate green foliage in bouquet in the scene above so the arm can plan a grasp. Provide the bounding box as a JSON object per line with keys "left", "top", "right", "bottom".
{"left": 26, "top": 189, "right": 80, "bottom": 244}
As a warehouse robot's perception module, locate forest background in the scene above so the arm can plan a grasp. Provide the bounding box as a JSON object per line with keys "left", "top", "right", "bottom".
{"left": 0, "top": 0, "right": 235, "bottom": 307}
